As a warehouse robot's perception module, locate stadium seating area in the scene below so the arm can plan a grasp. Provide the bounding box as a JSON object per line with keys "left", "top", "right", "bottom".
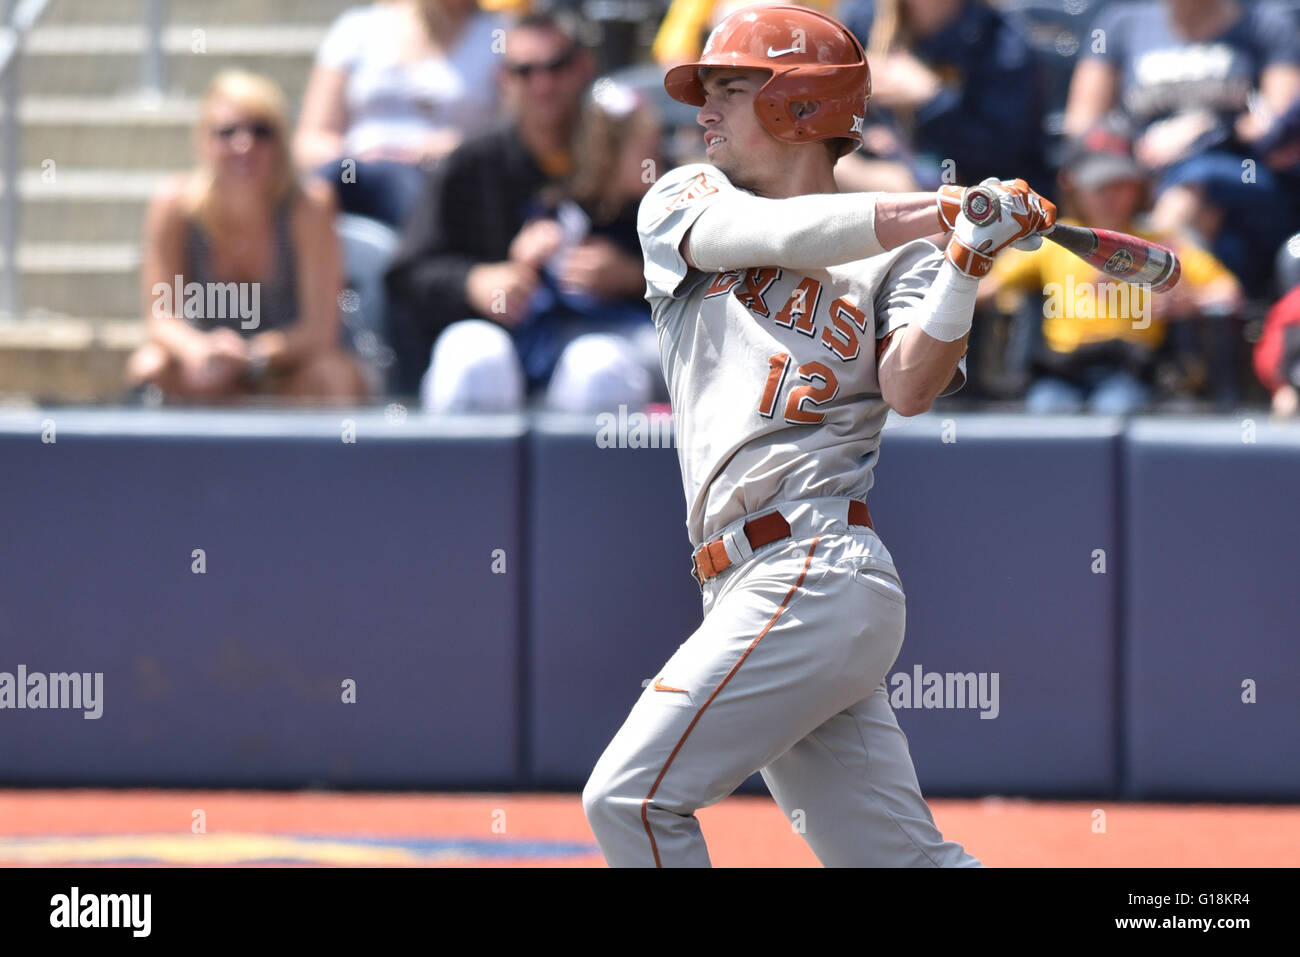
{"left": 0, "top": 0, "right": 1297, "bottom": 411}
{"left": 1, "top": 0, "right": 357, "bottom": 397}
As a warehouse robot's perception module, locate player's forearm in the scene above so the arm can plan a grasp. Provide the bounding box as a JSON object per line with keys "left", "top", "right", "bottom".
{"left": 879, "top": 260, "right": 978, "bottom": 415}
{"left": 879, "top": 326, "right": 968, "bottom": 416}
{"left": 872, "top": 192, "right": 951, "bottom": 250}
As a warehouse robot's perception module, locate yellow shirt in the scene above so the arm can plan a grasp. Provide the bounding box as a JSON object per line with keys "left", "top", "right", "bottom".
{"left": 987, "top": 219, "right": 1235, "bottom": 354}
{"left": 653, "top": 0, "right": 839, "bottom": 65}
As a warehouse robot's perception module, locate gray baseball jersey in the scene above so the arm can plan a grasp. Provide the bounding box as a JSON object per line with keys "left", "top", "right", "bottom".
{"left": 581, "top": 162, "right": 980, "bottom": 868}
{"left": 637, "top": 163, "right": 965, "bottom": 547}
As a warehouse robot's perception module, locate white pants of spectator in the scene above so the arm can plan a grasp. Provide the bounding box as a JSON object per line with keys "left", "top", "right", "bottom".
{"left": 421, "top": 319, "right": 660, "bottom": 413}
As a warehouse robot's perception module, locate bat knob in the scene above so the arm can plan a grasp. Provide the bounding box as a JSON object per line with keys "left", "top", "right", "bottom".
{"left": 961, "top": 186, "right": 999, "bottom": 226}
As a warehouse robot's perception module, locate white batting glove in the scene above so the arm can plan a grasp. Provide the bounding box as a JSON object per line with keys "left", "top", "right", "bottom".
{"left": 936, "top": 179, "right": 1046, "bottom": 252}
{"left": 939, "top": 178, "right": 1058, "bottom": 278}
{"left": 985, "top": 178, "right": 1056, "bottom": 251}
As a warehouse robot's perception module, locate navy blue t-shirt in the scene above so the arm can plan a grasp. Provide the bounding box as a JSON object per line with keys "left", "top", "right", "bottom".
{"left": 840, "top": 0, "right": 1048, "bottom": 190}
{"left": 1086, "top": 0, "right": 1299, "bottom": 150}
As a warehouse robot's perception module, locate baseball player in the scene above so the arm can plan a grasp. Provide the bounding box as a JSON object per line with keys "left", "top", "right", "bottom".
{"left": 581, "top": 4, "right": 1055, "bottom": 867}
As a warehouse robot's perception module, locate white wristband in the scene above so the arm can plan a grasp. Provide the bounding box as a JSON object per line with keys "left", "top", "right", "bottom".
{"left": 914, "top": 260, "right": 978, "bottom": 342}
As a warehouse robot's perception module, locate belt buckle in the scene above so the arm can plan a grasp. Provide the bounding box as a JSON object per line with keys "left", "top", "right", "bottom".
{"left": 691, "top": 544, "right": 708, "bottom": 585}
{"left": 691, "top": 538, "right": 725, "bottom": 585}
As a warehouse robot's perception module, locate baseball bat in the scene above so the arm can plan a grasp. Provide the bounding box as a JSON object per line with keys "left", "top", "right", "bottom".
{"left": 961, "top": 186, "right": 1182, "bottom": 293}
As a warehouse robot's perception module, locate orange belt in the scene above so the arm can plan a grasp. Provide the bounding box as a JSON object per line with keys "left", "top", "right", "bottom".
{"left": 692, "top": 501, "right": 873, "bottom": 584}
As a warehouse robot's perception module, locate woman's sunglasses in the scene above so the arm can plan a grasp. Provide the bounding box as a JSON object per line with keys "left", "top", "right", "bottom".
{"left": 212, "top": 121, "right": 276, "bottom": 142}
{"left": 504, "top": 47, "right": 577, "bottom": 79}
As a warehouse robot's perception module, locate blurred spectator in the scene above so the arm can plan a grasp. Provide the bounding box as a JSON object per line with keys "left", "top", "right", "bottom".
{"left": 128, "top": 71, "right": 367, "bottom": 403}
{"left": 977, "top": 117, "right": 1243, "bottom": 414}
{"left": 1277, "top": 231, "right": 1300, "bottom": 296}
{"left": 1253, "top": 95, "right": 1300, "bottom": 186}
{"left": 837, "top": 0, "right": 1049, "bottom": 194}
{"left": 294, "top": 0, "right": 504, "bottom": 229}
{"left": 388, "top": 11, "right": 660, "bottom": 408}
{"left": 1063, "top": 0, "right": 1300, "bottom": 297}
{"left": 384, "top": 10, "right": 592, "bottom": 396}
{"left": 470, "top": 79, "right": 664, "bottom": 412}
{"left": 652, "top": 0, "right": 837, "bottom": 65}
{"left": 1254, "top": 281, "right": 1300, "bottom": 418}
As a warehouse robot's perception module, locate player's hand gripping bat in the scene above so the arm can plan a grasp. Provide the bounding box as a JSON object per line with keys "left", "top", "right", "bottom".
{"left": 961, "top": 184, "right": 1182, "bottom": 293}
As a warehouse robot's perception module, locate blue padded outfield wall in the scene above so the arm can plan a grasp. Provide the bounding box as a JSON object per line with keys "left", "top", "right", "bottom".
{"left": 0, "top": 411, "right": 526, "bottom": 788}
{"left": 0, "top": 409, "right": 1296, "bottom": 800}
{"left": 525, "top": 415, "right": 704, "bottom": 789}
{"left": 864, "top": 417, "right": 1122, "bottom": 797}
{"left": 1122, "top": 419, "right": 1300, "bottom": 800}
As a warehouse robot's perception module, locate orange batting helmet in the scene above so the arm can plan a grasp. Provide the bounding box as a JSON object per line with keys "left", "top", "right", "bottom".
{"left": 664, "top": 4, "right": 870, "bottom": 158}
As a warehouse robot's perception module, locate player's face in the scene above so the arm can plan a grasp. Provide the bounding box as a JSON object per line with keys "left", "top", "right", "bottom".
{"left": 697, "top": 68, "right": 785, "bottom": 188}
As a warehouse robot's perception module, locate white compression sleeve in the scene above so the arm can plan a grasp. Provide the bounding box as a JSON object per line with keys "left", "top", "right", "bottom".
{"left": 910, "top": 259, "right": 978, "bottom": 343}
{"left": 685, "top": 192, "right": 883, "bottom": 271}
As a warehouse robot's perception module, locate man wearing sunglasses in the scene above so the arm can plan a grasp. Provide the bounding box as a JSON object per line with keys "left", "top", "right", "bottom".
{"left": 388, "top": 11, "right": 639, "bottom": 402}
{"left": 504, "top": 45, "right": 579, "bottom": 81}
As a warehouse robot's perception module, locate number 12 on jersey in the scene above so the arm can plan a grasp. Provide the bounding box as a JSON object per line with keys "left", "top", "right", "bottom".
{"left": 758, "top": 354, "right": 840, "bottom": 424}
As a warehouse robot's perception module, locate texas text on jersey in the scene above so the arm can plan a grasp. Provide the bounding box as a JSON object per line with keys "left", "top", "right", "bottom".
{"left": 638, "top": 162, "right": 966, "bottom": 548}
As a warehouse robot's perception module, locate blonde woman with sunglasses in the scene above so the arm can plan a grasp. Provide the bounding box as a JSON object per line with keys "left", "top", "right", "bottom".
{"left": 128, "top": 71, "right": 367, "bottom": 402}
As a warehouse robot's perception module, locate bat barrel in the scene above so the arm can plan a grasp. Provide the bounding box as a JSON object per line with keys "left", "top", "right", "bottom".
{"left": 1097, "top": 233, "right": 1181, "bottom": 292}
{"left": 1054, "top": 225, "right": 1183, "bottom": 293}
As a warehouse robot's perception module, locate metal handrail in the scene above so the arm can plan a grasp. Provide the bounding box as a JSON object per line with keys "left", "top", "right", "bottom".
{"left": 1, "top": 0, "right": 52, "bottom": 317}
{"left": 143, "top": 0, "right": 163, "bottom": 95}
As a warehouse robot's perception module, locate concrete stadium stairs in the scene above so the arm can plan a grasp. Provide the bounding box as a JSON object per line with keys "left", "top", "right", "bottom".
{"left": 1, "top": 0, "right": 355, "bottom": 400}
